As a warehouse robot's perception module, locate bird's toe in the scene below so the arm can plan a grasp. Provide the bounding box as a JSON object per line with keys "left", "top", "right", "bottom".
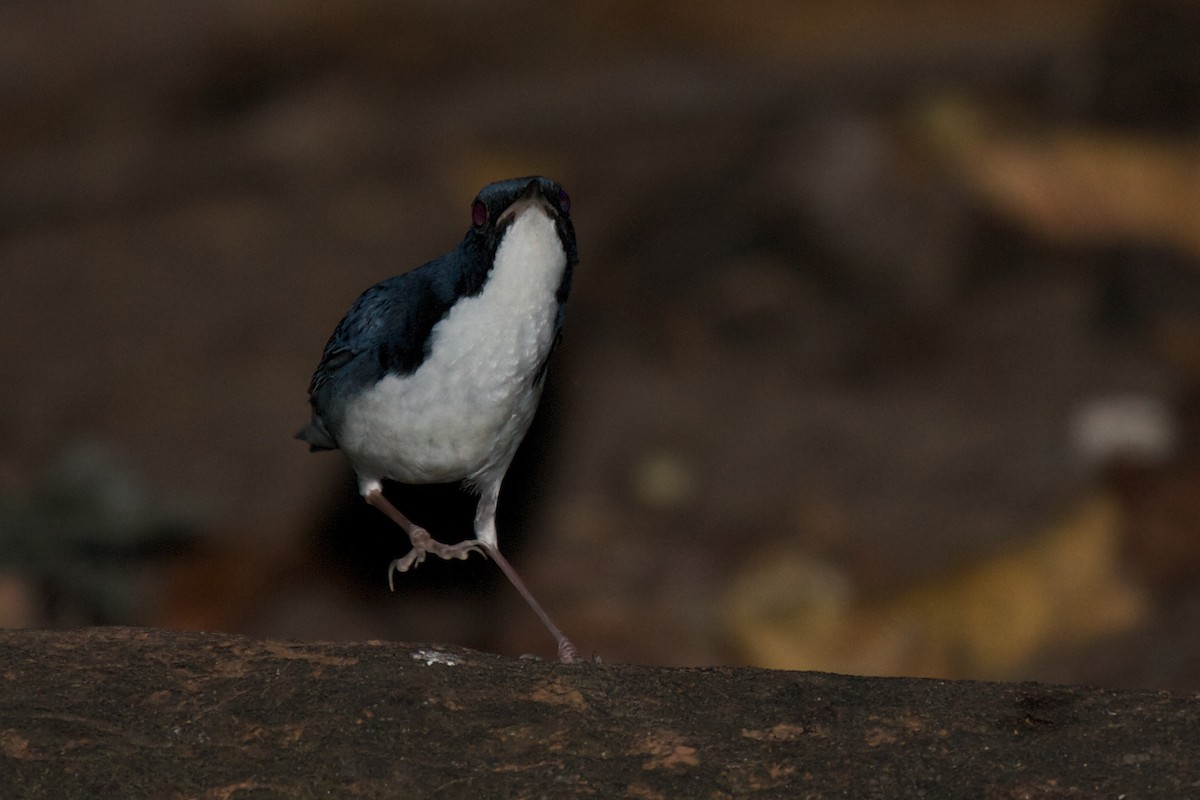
{"left": 387, "top": 551, "right": 425, "bottom": 589}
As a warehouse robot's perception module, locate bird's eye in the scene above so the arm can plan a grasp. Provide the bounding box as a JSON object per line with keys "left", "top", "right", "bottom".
{"left": 471, "top": 200, "right": 488, "bottom": 227}
{"left": 558, "top": 189, "right": 570, "bottom": 213}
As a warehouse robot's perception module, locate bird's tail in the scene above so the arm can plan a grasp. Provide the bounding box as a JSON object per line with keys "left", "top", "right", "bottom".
{"left": 295, "top": 415, "right": 338, "bottom": 452}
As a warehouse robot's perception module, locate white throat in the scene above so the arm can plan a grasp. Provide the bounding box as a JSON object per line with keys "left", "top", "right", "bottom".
{"left": 484, "top": 201, "right": 566, "bottom": 310}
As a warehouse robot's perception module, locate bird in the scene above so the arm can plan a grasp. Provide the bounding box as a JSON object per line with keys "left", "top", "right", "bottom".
{"left": 297, "top": 176, "right": 580, "bottom": 663}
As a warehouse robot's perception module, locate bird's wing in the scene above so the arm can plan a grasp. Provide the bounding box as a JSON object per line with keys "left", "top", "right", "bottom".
{"left": 306, "top": 257, "right": 468, "bottom": 398}
{"left": 300, "top": 249, "right": 485, "bottom": 450}
{"left": 300, "top": 272, "right": 445, "bottom": 451}
{"left": 297, "top": 281, "right": 401, "bottom": 451}
{"left": 308, "top": 280, "right": 392, "bottom": 396}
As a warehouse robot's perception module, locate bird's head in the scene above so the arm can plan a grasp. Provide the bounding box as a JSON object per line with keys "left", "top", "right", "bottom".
{"left": 462, "top": 176, "right": 578, "bottom": 270}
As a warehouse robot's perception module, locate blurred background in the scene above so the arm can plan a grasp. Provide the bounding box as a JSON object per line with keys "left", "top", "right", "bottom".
{"left": 1, "top": 0, "right": 1198, "bottom": 690}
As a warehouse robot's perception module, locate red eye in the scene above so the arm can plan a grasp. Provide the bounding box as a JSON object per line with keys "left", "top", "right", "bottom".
{"left": 472, "top": 200, "right": 488, "bottom": 227}
{"left": 558, "top": 189, "right": 570, "bottom": 213}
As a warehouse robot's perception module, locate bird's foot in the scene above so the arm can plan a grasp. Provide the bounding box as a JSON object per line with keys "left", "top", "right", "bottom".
{"left": 387, "top": 529, "right": 488, "bottom": 589}
{"left": 557, "top": 637, "right": 580, "bottom": 664}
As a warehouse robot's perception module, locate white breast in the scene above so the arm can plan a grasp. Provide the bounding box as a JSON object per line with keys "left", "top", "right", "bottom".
{"left": 340, "top": 204, "right": 567, "bottom": 490}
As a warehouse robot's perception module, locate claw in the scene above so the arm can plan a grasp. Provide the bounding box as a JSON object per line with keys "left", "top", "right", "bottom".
{"left": 387, "top": 550, "right": 424, "bottom": 590}
{"left": 557, "top": 638, "right": 580, "bottom": 664}
{"left": 450, "top": 543, "right": 484, "bottom": 561}
{"left": 387, "top": 531, "right": 488, "bottom": 590}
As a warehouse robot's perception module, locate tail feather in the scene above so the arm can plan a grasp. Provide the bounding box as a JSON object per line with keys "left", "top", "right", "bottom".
{"left": 295, "top": 415, "right": 338, "bottom": 452}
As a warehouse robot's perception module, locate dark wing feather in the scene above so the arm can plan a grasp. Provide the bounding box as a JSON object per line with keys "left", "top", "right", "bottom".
{"left": 307, "top": 279, "right": 409, "bottom": 397}
{"left": 298, "top": 251, "right": 487, "bottom": 449}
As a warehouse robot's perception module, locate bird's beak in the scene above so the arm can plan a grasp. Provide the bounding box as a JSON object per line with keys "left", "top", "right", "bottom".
{"left": 499, "top": 181, "right": 557, "bottom": 227}
{"left": 518, "top": 179, "right": 541, "bottom": 200}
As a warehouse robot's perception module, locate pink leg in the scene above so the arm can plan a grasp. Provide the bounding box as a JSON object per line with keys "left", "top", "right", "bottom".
{"left": 486, "top": 546, "right": 579, "bottom": 664}
{"left": 473, "top": 482, "right": 580, "bottom": 664}
{"left": 363, "top": 488, "right": 487, "bottom": 589}
{"left": 366, "top": 483, "right": 580, "bottom": 664}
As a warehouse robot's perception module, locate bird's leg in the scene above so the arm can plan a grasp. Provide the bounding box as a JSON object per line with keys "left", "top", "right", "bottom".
{"left": 485, "top": 546, "right": 580, "bottom": 664}
{"left": 474, "top": 483, "right": 580, "bottom": 664}
{"left": 362, "top": 487, "right": 486, "bottom": 588}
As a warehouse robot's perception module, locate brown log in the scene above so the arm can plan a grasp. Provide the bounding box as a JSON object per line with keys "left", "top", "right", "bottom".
{"left": 0, "top": 627, "right": 1196, "bottom": 798}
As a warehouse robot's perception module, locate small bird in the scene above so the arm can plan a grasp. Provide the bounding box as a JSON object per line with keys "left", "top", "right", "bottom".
{"left": 298, "top": 176, "right": 579, "bottom": 663}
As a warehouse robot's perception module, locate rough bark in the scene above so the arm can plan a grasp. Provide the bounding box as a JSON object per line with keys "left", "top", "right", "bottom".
{"left": 0, "top": 627, "right": 1196, "bottom": 799}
